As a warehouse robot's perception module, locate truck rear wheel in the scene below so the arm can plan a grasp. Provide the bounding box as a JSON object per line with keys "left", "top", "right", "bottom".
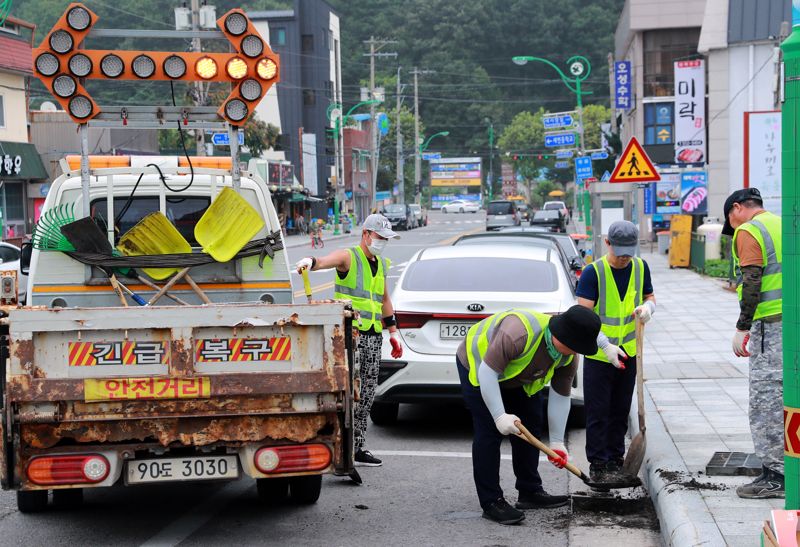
{"left": 17, "top": 490, "right": 48, "bottom": 513}
{"left": 256, "top": 477, "right": 289, "bottom": 504}
{"left": 289, "top": 475, "right": 322, "bottom": 504}
{"left": 53, "top": 488, "right": 84, "bottom": 508}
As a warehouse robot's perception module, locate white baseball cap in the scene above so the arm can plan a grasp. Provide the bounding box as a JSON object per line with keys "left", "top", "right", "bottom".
{"left": 362, "top": 214, "right": 400, "bottom": 239}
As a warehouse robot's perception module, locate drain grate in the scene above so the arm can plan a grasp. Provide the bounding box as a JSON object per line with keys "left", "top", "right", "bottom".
{"left": 705, "top": 452, "right": 762, "bottom": 476}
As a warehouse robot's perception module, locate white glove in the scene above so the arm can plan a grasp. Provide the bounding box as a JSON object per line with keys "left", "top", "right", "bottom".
{"left": 634, "top": 300, "right": 656, "bottom": 324}
{"left": 733, "top": 330, "right": 751, "bottom": 357}
{"left": 602, "top": 343, "right": 627, "bottom": 369}
{"left": 494, "top": 413, "right": 521, "bottom": 436}
{"left": 295, "top": 257, "right": 313, "bottom": 273}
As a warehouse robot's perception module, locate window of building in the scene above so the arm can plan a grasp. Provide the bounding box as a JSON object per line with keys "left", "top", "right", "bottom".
{"left": 0, "top": 95, "right": 5, "bottom": 128}
{"left": 359, "top": 152, "right": 368, "bottom": 172}
{"left": 328, "top": 30, "right": 334, "bottom": 51}
{"left": 273, "top": 27, "right": 286, "bottom": 46}
{"left": 301, "top": 34, "right": 314, "bottom": 53}
{"left": 3, "top": 183, "right": 24, "bottom": 220}
{"left": 303, "top": 89, "right": 316, "bottom": 106}
{"left": 644, "top": 102, "right": 674, "bottom": 145}
{"left": 643, "top": 28, "right": 701, "bottom": 97}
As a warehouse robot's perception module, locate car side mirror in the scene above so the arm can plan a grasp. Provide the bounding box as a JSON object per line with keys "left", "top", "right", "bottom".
{"left": 570, "top": 257, "right": 582, "bottom": 270}
{"left": 580, "top": 249, "right": 587, "bottom": 258}
{"left": 20, "top": 242, "right": 32, "bottom": 276}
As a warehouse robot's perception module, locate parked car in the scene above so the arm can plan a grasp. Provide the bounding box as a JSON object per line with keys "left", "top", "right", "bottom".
{"left": 530, "top": 209, "right": 565, "bottom": 232}
{"left": 498, "top": 227, "right": 586, "bottom": 282}
{"left": 409, "top": 204, "right": 428, "bottom": 227}
{"left": 543, "top": 200, "right": 569, "bottom": 221}
{"left": 0, "top": 242, "right": 26, "bottom": 303}
{"left": 441, "top": 199, "right": 480, "bottom": 213}
{"left": 382, "top": 203, "right": 415, "bottom": 230}
{"left": 371, "top": 244, "right": 581, "bottom": 425}
{"left": 485, "top": 200, "right": 520, "bottom": 231}
{"left": 455, "top": 231, "right": 579, "bottom": 291}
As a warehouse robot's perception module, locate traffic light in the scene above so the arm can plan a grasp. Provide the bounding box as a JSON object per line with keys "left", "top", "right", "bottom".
{"left": 33, "top": 4, "right": 280, "bottom": 125}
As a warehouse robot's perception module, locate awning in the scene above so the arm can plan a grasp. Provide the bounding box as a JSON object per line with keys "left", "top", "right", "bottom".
{"left": 0, "top": 141, "right": 48, "bottom": 181}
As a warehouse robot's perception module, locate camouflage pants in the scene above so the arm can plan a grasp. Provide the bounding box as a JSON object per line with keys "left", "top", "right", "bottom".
{"left": 749, "top": 320, "right": 784, "bottom": 475}
{"left": 353, "top": 333, "right": 382, "bottom": 452}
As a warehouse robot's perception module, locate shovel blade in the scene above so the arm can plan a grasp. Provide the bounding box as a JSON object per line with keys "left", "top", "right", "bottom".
{"left": 622, "top": 432, "right": 646, "bottom": 475}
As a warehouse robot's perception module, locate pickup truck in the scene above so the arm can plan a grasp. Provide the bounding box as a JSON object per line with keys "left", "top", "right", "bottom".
{"left": 2, "top": 155, "right": 355, "bottom": 512}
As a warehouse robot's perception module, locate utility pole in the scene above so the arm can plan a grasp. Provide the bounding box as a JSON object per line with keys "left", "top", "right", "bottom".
{"left": 608, "top": 52, "right": 618, "bottom": 133}
{"left": 413, "top": 67, "right": 420, "bottom": 205}
{"left": 190, "top": 0, "right": 206, "bottom": 156}
{"left": 363, "top": 37, "right": 397, "bottom": 211}
{"left": 487, "top": 121, "right": 494, "bottom": 202}
{"left": 396, "top": 66, "right": 404, "bottom": 204}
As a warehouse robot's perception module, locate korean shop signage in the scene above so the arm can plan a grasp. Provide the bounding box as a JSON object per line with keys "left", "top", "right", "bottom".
{"left": 674, "top": 60, "right": 706, "bottom": 165}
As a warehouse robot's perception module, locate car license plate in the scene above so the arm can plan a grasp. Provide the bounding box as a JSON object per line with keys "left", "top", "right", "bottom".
{"left": 126, "top": 455, "right": 238, "bottom": 484}
{"left": 439, "top": 322, "right": 472, "bottom": 339}
{"left": 495, "top": 215, "right": 506, "bottom": 219}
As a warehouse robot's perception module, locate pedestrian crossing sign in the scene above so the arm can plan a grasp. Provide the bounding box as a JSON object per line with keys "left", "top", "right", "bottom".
{"left": 609, "top": 137, "right": 660, "bottom": 183}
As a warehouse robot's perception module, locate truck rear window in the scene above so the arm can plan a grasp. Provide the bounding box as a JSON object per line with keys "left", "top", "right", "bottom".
{"left": 91, "top": 197, "right": 211, "bottom": 246}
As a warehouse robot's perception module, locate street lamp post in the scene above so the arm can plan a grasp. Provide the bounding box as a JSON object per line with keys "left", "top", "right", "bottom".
{"left": 512, "top": 55, "right": 592, "bottom": 232}
{"left": 485, "top": 118, "right": 494, "bottom": 203}
{"left": 327, "top": 99, "right": 381, "bottom": 234}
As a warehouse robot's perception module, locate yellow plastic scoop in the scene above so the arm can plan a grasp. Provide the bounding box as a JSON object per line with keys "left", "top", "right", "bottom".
{"left": 195, "top": 187, "right": 265, "bottom": 262}
{"left": 117, "top": 212, "right": 191, "bottom": 280}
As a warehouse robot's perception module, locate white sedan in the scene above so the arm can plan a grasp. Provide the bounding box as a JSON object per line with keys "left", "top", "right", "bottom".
{"left": 440, "top": 200, "right": 480, "bottom": 213}
{"left": 0, "top": 242, "right": 26, "bottom": 303}
{"left": 371, "top": 244, "right": 581, "bottom": 425}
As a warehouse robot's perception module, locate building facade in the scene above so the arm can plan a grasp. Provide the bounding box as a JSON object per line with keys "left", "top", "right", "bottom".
{"left": 614, "top": 0, "right": 788, "bottom": 234}
{"left": 250, "top": 0, "right": 342, "bottom": 200}
{"left": 343, "top": 123, "right": 373, "bottom": 223}
{"left": 0, "top": 17, "right": 47, "bottom": 238}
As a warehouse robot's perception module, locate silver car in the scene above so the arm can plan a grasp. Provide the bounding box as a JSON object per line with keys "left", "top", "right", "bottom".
{"left": 371, "top": 244, "right": 581, "bottom": 425}
{"left": 485, "top": 200, "right": 520, "bottom": 231}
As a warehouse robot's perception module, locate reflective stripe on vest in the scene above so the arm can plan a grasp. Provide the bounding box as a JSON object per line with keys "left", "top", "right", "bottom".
{"left": 588, "top": 256, "right": 644, "bottom": 362}
{"left": 333, "top": 247, "right": 388, "bottom": 332}
{"left": 733, "top": 212, "right": 782, "bottom": 321}
{"left": 465, "top": 309, "right": 573, "bottom": 397}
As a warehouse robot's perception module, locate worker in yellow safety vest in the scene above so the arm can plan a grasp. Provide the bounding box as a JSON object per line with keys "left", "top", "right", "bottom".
{"left": 296, "top": 214, "right": 402, "bottom": 482}
{"left": 455, "top": 305, "right": 601, "bottom": 525}
{"left": 577, "top": 221, "right": 656, "bottom": 487}
{"left": 723, "top": 187, "right": 784, "bottom": 499}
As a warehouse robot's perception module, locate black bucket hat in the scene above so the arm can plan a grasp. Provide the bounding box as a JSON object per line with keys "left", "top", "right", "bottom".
{"left": 549, "top": 305, "right": 601, "bottom": 355}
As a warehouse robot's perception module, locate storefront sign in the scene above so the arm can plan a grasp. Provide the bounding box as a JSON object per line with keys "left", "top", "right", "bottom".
{"left": 674, "top": 60, "right": 706, "bottom": 164}
{"left": 0, "top": 155, "right": 22, "bottom": 176}
{"left": 680, "top": 171, "right": 708, "bottom": 215}
{"left": 655, "top": 172, "right": 682, "bottom": 214}
{"left": 614, "top": 61, "right": 632, "bottom": 110}
{"left": 744, "top": 111, "right": 781, "bottom": 216}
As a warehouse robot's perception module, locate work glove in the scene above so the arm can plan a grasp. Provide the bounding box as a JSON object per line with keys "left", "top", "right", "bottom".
{"left": 494, "top": 413, "right": 521, "bottom": 436}
{"left": 634, "top": 300, "right": 656, "bottom": 324}
{"left": 389, "top": 331, "right": 403, "bottom": 359}
{"left": 295, "top": 257, "right": 313, "bottom": 274}
{"left": 597, "top": 331, "right": 627, "bottom": 369}
{"left": 732, "top": 330, "right": 751, "bottom": 357}
{"left": 548, "top": 441, "right": 569, "bottom": 469}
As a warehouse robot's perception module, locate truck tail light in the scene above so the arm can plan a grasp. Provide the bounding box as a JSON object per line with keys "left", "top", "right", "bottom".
{"left": 254, "top": 444, "right": 331, "bottom": 474}
{"left": 27, "top": 454, "right": 109, "bottom": 485}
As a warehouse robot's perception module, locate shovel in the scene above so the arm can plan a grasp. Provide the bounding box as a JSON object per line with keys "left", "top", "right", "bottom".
{"left": 194, "top": 187, "right": 266, "bottom": 262}
{"left": 622, "top": 318, "right": 647, "bottom": 476}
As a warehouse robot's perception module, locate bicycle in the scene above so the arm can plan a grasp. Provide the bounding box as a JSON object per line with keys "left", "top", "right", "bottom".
{"left": 309, "top": 226, "right": 324, "bottom": 248}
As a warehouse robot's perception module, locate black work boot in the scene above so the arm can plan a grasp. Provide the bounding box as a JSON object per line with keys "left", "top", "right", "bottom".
{"left": 515, "top": 490, "right": 570, "bottom": 510}
{"left": 482, "top": 498, "right": 525, "bottom": 525}
{"left": 589, "top": 462, "right": 608, "bottom": 484}
{"left": 737, "top": 466, "right": 785, "bottom": 499}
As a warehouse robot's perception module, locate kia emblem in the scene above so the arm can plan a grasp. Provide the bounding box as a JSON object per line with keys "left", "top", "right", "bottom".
{"left": 467, "top": 303, "right": 484, "bottom": 312}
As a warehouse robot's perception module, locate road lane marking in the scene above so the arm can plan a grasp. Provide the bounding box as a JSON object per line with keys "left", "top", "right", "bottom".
{"left": 139, "top": 479, "right": 251, "bottom": 547}
{"left": 293, "top": 279, "right": 335, "bottom": 297}
{"left": 437, "top": 225, "right": 484, "bottom": 245}
{"left": 371, "top": 449, "right": 547, "bottom": 461}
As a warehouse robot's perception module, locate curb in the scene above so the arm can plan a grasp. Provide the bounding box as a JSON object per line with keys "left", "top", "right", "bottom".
{"left": 284, "top": 232, "right": 355, "bottom": 249}
{"left": 632, "top": 387, "right": 725, "bottom": 546}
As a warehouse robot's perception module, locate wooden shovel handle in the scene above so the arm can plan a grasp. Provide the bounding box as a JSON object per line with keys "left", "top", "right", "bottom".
{"left": 635, "top": 318, "right": 646, "bottom": 432}
{"left": 184, "top": 274, "right": 212, "bottom": 304}
{"left": 515, "top": 422, "right": 588, "bottom": 481}
{"left": 148, "top": 268, "right": 189, "bottom": 305}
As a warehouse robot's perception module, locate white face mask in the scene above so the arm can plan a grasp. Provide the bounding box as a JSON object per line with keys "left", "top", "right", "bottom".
{"left": 367, "top": 236, "right": 388, "bottom": 256}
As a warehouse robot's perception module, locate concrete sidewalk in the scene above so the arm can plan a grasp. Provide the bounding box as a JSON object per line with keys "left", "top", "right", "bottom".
{"left": 636, "top": 251, "right": 782, "bottom": 546}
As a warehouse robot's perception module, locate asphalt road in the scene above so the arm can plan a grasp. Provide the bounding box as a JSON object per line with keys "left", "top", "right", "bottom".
{"left": 0, "top": 211, "right": 658, "bottom": 546}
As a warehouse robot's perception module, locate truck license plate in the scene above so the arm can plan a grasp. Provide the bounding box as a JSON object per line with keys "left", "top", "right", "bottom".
{"left": 126, "top": 456, "right": 238, "bottom": 484}
{"left": 439, "top": 322, "right": 472, "bottom": 339}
